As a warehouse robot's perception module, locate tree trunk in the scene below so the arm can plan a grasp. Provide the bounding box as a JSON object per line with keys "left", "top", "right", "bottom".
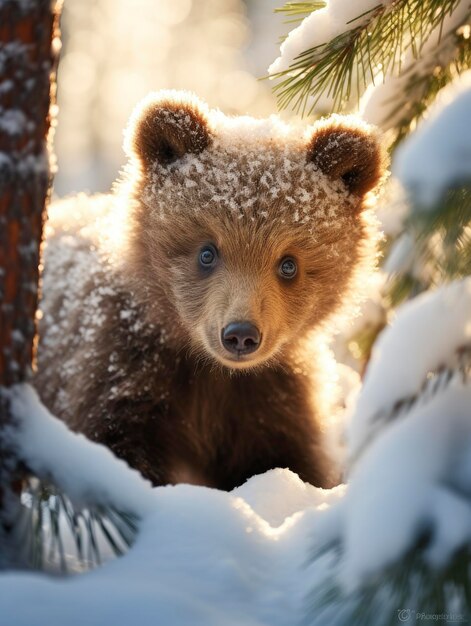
{"left": 0, "top": 0, "right": 61, "bottom": 558}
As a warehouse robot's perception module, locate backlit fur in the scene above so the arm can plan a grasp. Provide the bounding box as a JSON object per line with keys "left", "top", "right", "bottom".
{"left": 35, "top": 91, "right": 387, "bottom": 490}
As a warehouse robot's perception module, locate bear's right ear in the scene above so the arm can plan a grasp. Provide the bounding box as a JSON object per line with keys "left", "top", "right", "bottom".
{"left": 125, "top": 91, "right": 211, "bottom": 168}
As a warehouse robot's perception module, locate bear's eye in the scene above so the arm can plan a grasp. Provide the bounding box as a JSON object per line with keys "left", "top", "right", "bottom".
{"left": 279, "top": 257, "right": 297, "bottom": 279}
{"left": 199, "top": 244, "right": 218, "bottom": 269}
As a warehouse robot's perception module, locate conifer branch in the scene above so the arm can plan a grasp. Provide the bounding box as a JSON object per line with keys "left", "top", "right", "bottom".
{"left": 21, "top": 477, "right": 139, "bottom": 573}
{"left": 275, "top": 1, "right": 326, "bottom": 25}
{"left": 270, "top": 0, "right": 467, "bottom": 116}
{"left": 349, "top": 343, "right": 471, "bottom": 468}
{"left": 307, "top": 545, "right": 471, "bottom": 625}
{"left": 388, "top": 184, "right": 471, "bottom": 308}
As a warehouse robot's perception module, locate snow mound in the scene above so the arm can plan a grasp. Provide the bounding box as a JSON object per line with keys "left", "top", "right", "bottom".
{"left": 0, "top": 385, "right": 343, "bottom": 626}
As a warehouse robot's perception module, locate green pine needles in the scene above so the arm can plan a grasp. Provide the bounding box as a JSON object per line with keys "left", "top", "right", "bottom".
{"left": 275, "top": 1, "right": 326, "bottom": 25}
{"left": 271, "top": 0, "right": 470, "bottom": 121}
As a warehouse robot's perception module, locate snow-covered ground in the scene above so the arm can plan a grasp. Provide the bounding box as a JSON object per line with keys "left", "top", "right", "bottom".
{"left": 2, "top": 386, "right": 345, "bottom": 625}
{"left": 1, "top": 471, "right": 339, "bottom": 626}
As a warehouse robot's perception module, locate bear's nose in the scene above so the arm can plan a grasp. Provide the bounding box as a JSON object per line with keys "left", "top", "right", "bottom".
{"left": 221, "top": 322, "right": 261, "bottom": 355}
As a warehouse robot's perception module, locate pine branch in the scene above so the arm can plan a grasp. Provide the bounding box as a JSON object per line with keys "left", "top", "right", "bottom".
{"left": 390, "top": 32, "right": 471, "bottom": 148}
{"left": 275, "top": 1, "right": 326, "bottom": 25}
{"left": 270, "top": 0, "right": 466, "bottom": 116}
{"left": 386, "top": 183, "right": 471, "bottom": 308}
{"left": 307, "top": 545, "right": 471, "bottom": 625}
{"left": 21, "top": 477, "right": 139, "bottom": 573}
{"left": 349, "top": 344, "right": 471, "bottom": 468}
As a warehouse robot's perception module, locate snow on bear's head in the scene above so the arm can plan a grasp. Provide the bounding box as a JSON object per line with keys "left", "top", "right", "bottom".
{"left": 122, "top": 90, "right": 386, "bottom": 370}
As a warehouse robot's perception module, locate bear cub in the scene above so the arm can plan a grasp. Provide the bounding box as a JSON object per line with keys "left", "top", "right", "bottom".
{"left": 36, "top": 91, "right": 385, "bottom": 490}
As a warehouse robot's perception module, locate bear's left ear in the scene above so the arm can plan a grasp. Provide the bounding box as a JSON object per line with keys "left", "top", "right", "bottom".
{"left": 125, "top": 90, "right": 211, "bottom": 168}
{"left": 307, "top": 118, "right": 386, "bottom": 197}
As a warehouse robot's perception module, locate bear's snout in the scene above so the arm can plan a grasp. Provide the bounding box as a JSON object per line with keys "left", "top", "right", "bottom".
{"left": 221, "top": 321, "right": 261, "bottom": 356}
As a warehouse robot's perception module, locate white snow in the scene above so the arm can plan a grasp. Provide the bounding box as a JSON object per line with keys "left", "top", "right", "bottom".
{"left": 393, "top": 74, "right": 471, "bottom": 206}
{"left": 340, "top": 381, "right": 471, "bottom": 589}
{"left": 0, "top": 109, "right": 28, "bottom": 136}
{"left": 0, "top": 384, "right": 344, "bottom": 626}
{"left": 268, "top": 1, "right": 392, "bottom": 76}
{"left": 2, "top": 276, "right": 471, "bottom": 622}
{"left": 4, "top": 384, "right": 153, "bottom": 515}
{"left": 347, "top": 278, "right": 471, "bottom": 459}
{"left": 361, "top": 2, "right": 471, "bottom": 131}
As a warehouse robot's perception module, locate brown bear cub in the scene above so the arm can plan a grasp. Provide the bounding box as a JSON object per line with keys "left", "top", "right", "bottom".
{"left": 36, "top": 91, "right": 385, "bottom": 490}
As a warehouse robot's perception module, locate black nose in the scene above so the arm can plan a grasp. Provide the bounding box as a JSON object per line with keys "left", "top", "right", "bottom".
{"left": 222, "top": 322, "right": 261, "bottom": 355}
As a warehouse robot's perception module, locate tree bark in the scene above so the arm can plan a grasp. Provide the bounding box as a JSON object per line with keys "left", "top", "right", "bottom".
{"left": 0, "top": 0, "right": 61, "bottom": 555}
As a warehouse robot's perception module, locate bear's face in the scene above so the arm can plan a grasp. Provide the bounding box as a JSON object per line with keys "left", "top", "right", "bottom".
{"left": 123, "top": 92, "right": 385, "bottom": 370}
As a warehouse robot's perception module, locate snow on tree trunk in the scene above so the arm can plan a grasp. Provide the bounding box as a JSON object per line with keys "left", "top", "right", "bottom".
{"left": 0, "top": 0, "right": 61, "bottom": 554}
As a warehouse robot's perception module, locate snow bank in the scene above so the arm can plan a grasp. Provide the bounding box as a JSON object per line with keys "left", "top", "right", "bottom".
{"left": 0, "top": 475, "right": 342, "bottom": 626}
{"left": 268, "top": 1, "right": 392, "bottom": 76}
{"left": 0, "top": 385, "right": 343, "bottom": 625}
{"left": 393, "top": 74, "right": 471, "bottom": 206}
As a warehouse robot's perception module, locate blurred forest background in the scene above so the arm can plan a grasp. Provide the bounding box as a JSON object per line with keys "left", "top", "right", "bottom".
{"left": 54, "top": 0, "right": 282, "bottom": 196}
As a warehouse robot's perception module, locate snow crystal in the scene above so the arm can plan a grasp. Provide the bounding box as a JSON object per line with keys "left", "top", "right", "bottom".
{"left": 0, "top": 109, "right": 28, "bottom": 136}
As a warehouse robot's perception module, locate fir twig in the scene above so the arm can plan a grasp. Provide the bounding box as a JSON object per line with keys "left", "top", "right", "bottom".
{"left": 387, "top": 183, "right": 471, "bottom": 308}
{"left": 389, "top": 30, "right": 471, "bottom": 148}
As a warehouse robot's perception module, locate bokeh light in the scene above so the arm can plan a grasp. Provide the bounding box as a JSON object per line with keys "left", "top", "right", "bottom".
{"left": 54, "top": 0, "right": 283, "bottom": 196}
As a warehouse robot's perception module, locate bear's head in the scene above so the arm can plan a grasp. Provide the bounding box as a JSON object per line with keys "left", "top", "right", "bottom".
{"left": 122, "top": 91, "right": 386, "bottom": 370}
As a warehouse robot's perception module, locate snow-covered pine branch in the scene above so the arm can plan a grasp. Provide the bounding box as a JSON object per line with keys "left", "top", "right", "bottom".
{"left": 362, "top": 2, "right": 471, "bottom": 137}
{"left": 305, "top": 278, "right": 471, "bottom": 623}
{"left": 268, "top": 0, "right": 471, "bottom": 130}
{"left": 383, "top": 75, "right": 471, "bottom": 308}
{"left": 1, "top": 384, "right": 149, "bottom": 571}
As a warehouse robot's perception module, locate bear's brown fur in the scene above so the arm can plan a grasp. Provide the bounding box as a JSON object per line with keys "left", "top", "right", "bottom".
{"left": 35, "top": 91, "right": 386, "bottom": 490}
